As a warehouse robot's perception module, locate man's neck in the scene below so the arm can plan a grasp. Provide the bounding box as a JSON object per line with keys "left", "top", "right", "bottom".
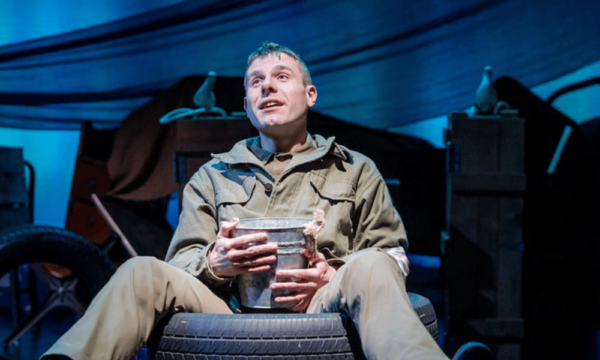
{"left": 259, "top": 131, "right": 307, "bottom": 153}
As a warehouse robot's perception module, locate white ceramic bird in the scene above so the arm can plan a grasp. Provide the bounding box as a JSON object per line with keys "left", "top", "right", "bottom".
{"left": 475, "top": 66, "right": 498, "bottom": 115}
{"left": 158, "top": 71, "right": 226, "bottom": 124}
{"left": 193, "top": 71, "right": 217, "bottom": 109}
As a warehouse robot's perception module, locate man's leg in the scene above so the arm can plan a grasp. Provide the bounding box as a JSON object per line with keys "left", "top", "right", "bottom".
{"left": 307, "top": 249, "right": 449, "bottom": 360}
{"left": 42, "top": 256, "right": 232, "bottom": 360}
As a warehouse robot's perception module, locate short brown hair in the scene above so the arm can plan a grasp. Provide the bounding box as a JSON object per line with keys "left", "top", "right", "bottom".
{"left": 245, "top": 41, "right": 312, "bottom": 89}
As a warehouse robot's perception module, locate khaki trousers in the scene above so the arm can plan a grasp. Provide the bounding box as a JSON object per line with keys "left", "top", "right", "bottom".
{"left": 43, "top": 249, "right": 448, "bottom": 360}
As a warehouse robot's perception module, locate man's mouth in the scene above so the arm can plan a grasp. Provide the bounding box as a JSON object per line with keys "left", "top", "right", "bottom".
{"left": 260, "top": 100, "right": 283, "bottom": 110}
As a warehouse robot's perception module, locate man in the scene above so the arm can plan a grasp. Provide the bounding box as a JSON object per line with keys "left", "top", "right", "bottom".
{"left": 42, "top": 42, "right": 449, "bottom": 360}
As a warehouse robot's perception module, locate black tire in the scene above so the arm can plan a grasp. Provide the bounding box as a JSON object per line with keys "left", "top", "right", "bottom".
{"left": 156, "top": 313, "right": 365, "bottom": 360}
{"left": 409, "top": 292, "right": 439, "bottom": 340}
{"left": 0, "top": 224, "right": 115, "bottom": 303}
{"left": 154, "top": 293, "right": 437, "bottom": 359}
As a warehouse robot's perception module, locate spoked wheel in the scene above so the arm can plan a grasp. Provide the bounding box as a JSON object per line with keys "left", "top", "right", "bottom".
{"left": 0, "top": 225, "right": 115, "bottom": 352}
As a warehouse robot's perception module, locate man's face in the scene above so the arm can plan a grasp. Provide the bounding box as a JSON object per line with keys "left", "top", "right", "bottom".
{"left": 244, "top": 53, "right": 317, "bottom": 136}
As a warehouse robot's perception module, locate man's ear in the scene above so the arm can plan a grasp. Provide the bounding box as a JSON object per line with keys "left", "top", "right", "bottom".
{"left": 306, "top": 85, "right": 318, "bottom": 108}
{"left": 244, "top": 97, "right": 248, "bottom": 111}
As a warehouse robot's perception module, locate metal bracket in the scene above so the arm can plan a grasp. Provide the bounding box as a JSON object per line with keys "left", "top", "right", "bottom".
{"left": 3, "top": 263, "right": 85, "bottom": 351}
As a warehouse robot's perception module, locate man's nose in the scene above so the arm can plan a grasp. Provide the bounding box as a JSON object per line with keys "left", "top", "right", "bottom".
{"left": 261, "top": 78, "right": 277, "bottom": 96}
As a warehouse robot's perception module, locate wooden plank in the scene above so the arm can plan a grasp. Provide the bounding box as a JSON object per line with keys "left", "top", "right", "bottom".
{"left": 0, "top": 207, "right": 29, "bottom": 231}
{"left": 449, "top": 114, "right": 525, "bottom": 175}
{"left": 497, "top": 197, "right": 523, "bottom": 318}
{"left": 0, "top": 147, "right": 27, "bottom": 204}
{"left": 452, "top": 173, "right": 526, "bottom": 192}
{"left": 498, "top": 119, "right": 525, "bottom": 174}
{"left": 452, "top": 117, "right": 500, "bottom": 173}
{"left": 467, "top": 318, "right": 524, "bottom": 338}
{"left": 0, "top": 147, "right": 24, "bottom": 174}
{"left": 69, "top": 159, "right": 111, "bottom": 202}
{"left": 174, "top": 119, "right": 253, "bottom": 153}
{"left": 0, "top": 174, "right": 28, "bottom": 204}
{"left": 65, "top": 200, "right": 113, "bottom": 246}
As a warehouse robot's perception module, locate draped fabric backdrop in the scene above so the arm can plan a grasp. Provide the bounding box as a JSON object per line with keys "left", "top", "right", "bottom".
{"left": 1, "top": 0, "right": 599, "bottom": 132}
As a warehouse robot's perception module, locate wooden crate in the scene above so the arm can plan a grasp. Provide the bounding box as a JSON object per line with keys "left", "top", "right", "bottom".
{"left": 0, "top": 147, "right": 29, "bottom": 231}
{"left": 172, "top": 119, "right": 254, "bottom": 206}
{"left": 445, "top": 112, "right": 525, "bottom": 359}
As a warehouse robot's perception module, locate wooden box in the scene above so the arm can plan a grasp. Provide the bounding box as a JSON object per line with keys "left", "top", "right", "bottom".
{"left": 445, "top": 112, "right": 525, "bottom": 359}
{"left": 0, "top": 147, "right": 29, "bottom": 230}
{"left": 171, "top": 119, "right": 254, "bottom": 205}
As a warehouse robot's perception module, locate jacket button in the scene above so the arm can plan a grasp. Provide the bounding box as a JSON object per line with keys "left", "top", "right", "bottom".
{"left": 264, "top": 183, "right": 273, "bottom": 192}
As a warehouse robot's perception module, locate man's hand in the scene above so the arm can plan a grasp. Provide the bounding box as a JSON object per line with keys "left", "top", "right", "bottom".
{"left": 209, "top": 219, "right": 278, "bottom": 278}
{"left": 270, "top": 249, "right": 337, "bottom": 312}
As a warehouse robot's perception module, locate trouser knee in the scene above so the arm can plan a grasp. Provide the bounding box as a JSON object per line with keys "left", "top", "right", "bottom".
{"left": 115, "top": 256, "right": 162, "bottom": 279}
{"left": 345, "top": 249, "right": 400, "bottom": 275}
{"left": 104, "top": 256, "right": 169, "bottom": 297}
{"left": 340, "top": 249, "right": 405, "bottom": 294}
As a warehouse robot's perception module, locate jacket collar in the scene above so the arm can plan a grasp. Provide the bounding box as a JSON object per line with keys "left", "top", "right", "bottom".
{"left": 213, "top": 133, "right": 349, "bottom": 167}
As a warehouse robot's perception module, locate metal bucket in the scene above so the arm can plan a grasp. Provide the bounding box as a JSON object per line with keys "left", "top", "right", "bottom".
{"left": 231, "top": 217, "right": 314, "bottom": 309}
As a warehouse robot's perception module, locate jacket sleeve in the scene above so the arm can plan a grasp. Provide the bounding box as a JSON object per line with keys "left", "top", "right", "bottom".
{"left": 164, "top": 170, "right": 232, "bottom": 288}
{"left": 352, "top": 170, "right": 410, "bottom": 276}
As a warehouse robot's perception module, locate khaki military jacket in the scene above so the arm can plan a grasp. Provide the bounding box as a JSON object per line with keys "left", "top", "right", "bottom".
{"left": 165, "top": 134, "right": 408, "bottom": 288}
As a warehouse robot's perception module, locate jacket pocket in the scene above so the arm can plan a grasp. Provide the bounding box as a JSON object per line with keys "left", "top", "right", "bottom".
{"left": 309, "top": 171, "right": 355, "bottom": 258}
{"left": 309, "top": 171, "right": 356, "bottom": 202}
{"left": 214, "top": 175, "right": 256, "bottom": 207}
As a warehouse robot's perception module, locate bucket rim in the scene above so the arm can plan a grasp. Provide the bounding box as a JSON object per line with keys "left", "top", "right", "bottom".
{"left": 235, "top": 217, "right": 313, "bottom": 230}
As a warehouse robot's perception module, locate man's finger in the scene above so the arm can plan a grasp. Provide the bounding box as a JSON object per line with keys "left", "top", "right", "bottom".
{"left": 288, "top": 300, "right": 308, "bottom": 312}
{"left": 274, "top": 292, "right": 309, "bottom": 304}
{"left": 226, "top": 232, "right": 269, "bottom": 249}
{"left": 232, "top": 254, "right": 277, "bottom": 267}
{"left": 275, "top": 268, "right": 318, "bottom": 280}
{"left": 228, "top": 244, "right": 277, "bottom": 261}
{"left": 217, "top": 218, "right": 240, "bottom": 238}
{"left": 302, "top": 248, "right": 327, "bottom": 262}
{"left": 302, "top": 248, "right": 316, "bottom": 261}
{"left": 245, "top": 264, "right": 272, "bottom": 273}
{"left": 270, "top": 281, "right": 317, "bottom": 291}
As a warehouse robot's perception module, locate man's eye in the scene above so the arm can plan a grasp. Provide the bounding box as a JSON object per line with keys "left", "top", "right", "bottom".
{"left": 278, "top": 74, "right": 288, "bottom": 80}
{"left": 252, "top": 79, "right": 262, "bottom": 86}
